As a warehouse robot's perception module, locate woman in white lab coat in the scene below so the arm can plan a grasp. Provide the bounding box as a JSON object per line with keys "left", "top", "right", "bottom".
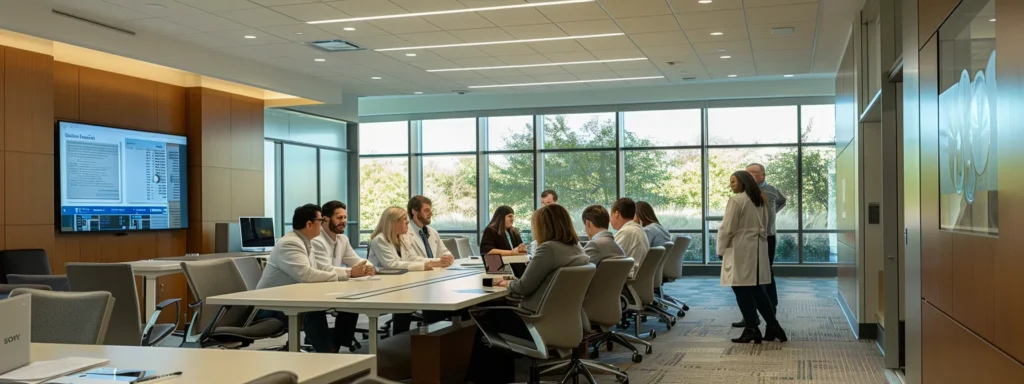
{"left": 717, "top": 170, "right": 788, "bottom": 344}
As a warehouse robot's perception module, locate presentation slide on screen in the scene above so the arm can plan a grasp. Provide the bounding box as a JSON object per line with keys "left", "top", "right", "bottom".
{"left": 58, "top": 122, "right": 188, "bottom": 232}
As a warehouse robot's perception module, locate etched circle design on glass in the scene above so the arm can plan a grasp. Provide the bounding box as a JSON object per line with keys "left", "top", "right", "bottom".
{"left": 958, "top": 69, "right": 974, "bottom": 189}
{"left": 971, "top": 71, "right": 990, "bottom": 176}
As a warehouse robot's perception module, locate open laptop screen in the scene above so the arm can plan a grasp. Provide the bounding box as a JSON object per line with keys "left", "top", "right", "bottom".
{"left": 483, "top": 253, "right": 505, "bottom": 274}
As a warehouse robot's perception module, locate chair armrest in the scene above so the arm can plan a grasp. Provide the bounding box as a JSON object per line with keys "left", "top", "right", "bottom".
{"left": 6, "top": 274, "right": 69, "bottom": 291}
{"left": 469, "top": 305, "right": 547, "bottom": 359}
{"left": 180, "top": 301, "right": 227, "bottom": 348}
{"left": 142, "top": 298, "right": 181, "bottom": 346}
{"left": 468, "top": 305, "right": 532, "bottom": 317}
{"left": 0, "top": 283, "right": 52, "bottom": 295}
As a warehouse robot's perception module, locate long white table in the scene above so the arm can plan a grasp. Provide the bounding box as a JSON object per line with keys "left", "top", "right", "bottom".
{"left": 31, "top": 342, "right": 375, "bottom": 383}
{"left": 125, "top": 253, "right": 269, "bottom": 318}
{"left": 206, "top": 263, "right": 508, "bottom": 354}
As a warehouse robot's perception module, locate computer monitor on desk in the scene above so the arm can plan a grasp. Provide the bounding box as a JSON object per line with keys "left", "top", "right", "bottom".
{"left": 239, "top": 216, "right": 275, "bottom": 252}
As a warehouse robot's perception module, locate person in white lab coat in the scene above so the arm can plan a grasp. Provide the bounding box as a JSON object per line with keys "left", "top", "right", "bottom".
{"left": 393, "top": 195, "right": 455, "bottom": 334}
{"left": 717, "top": 170, "right": 787, "bottom": 344}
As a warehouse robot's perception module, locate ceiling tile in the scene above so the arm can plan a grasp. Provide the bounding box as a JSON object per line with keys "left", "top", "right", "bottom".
{"left": 556, "top": 19, "right": 621, "bottom": 35}
{"left": 123, "top": 18, "right": 200, "bottom": 35}
{"left": 50, "top": 0, "right": 150, "bottom": 21}
{"left": 599, "top": 0, "right": 672, "bottom": 18}
{"left": 270, "top": 3, "right": 349, "bottom": 22}
{"left": 479, "top": 8, "right": 551, "bottom": 26}
{"left": 683, "top": 25, "right": 749, "bottom": 43}
{"left": 478, "top": 44, "right": 538, "bottom": 56}
{"left": 747, "top": 20, "right": 815, "bottom": 39}
{"left": 588, "top": 47, "right": 646, "bottom": 59}
{"left": 406, "top": 58, "right": 460, "bottom": 70}
{"left": 674, "top": 9, "right": 747, "bottom": 29}
{"left": 317, "top": 22, "right": 392, "bottom": 37}
{"left": 382, "top": 50, "right": 447, "bottom": 62}
{"left": 389, "top": 0, "right": 467, "bottom": 12}
{"left": 744, "top": 3, "right": 819, "bottom": 25}
{"left": 211, "top": 29, "right": 291, "bottom": 45}
{"left": 435, "top": 71, "right": 486, "bottom": 79}
{"left": 756, "top": 61, "right": 809, "bottom": 74}
{"left": 369, "top": 18, "right": 442, "bottom": 34}
{"left": 171, "top": 33, "right": 238, "bottom": 49}
{"left": 573, "top": 70, "right": 618, "bottom": 80}
{"left": 613, "top": 68, "right": 664, "bottom": 78}
{"left": 259, "top": 24, "right": 341, "bottom": 42}
{"left": 517, "top": 66, "right": 570, "bottom": 75}
{"left": 750, "top": 37, "right": 812, "bottom": 51}
{"left": 253, "top": 0, "right": 327, "bottom": 6}
{"left": 494, "top": 54, "right": 552, "bottom": 65}
{"left": 616, "top": 15, "right": 680, "bottom": 34}
{"left": 561, "top": 62, "right": 610, "bottom": 73}
{"left": 527, "top": 40, "right": 588, "bottom": 54}
{"left": 699, "top": 51, "right": 752, "bottom": 62}
{"left": 603, "top": 60, "right": 657, "bottom": 71}
{"left": 105, "top": 0, "right": 204, "bottom": 17}
{"left": 628, "top": 31, "right": 689, "bottom": 48}
{"left": 449, "top": 57, "right": 507, "bottom": 67}
{"left": 395, "top": 31, "right": 465, "bottom": 46}
{"left": 576, "top": 35, "right": 636, "bottom": 50}
{"left": 175, "top": 0, "right": 262, "bottom": 12}
{"left": 744, "top": 0, "right": 819, "bottom": 6}
{"left": 668, "top": 0, "right": 744, "bottom": 13}
{"left": 162, "top": 13, "right": 250, "bottom": 32}
{"left": 327, "top": 0, "right": 408, "bottom": 16}
{"left": 346, "top": 34, "right": 415, "bottom": 49}
{"left": 220, "top": 41, "right": 314, "bottom": 58}
{"left": 531, "top": 73, "right": 581, "bottom": 82}
{"left": 542, "top": 51, "right": 597, "bottom": 62}
{"left": 491, "top": 75, "right": 537, "bottom": 84}
{"left": 535, "top": 1, "right": 609, "bottom": 22}
{"left": 754, "top": 49, "right": 812, "bottom": 63}
{"left": 217, "top": 8, "right": 300, "bottom": 27}
{"left": 640, "top": 45, "right": 697, "bottom": 60}
{"left": 478, "top": 68, "right": 527, "bottom": 78}
{"left": 422, "top": 13, "right": 496, "bottom": 30}
{"left": 432, "top": 46, "right": 493, "bottom": 59}
{"left": 448, "top": 27, "right": 515, "bottom": 42}
{"left": 500, "top": 23, "right": 566, "bottom": 39}
{"left": 690, "top": 39, "right": 752, "bottom": 54}
{"left": 625, "top": 77, "right": 668, "bottom": 86}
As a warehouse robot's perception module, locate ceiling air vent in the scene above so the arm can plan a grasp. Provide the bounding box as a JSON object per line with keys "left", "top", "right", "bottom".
{"left": 771, "top": 27, "right": 795, "bottom": 35}
{"left": 310, "top": 40, "right": 363, "bottom": 52}
{"left": 682, "top": 76, "right": 697, "bottom": 81}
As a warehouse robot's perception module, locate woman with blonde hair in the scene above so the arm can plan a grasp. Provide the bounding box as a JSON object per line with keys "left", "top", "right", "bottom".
{"left": 367, "top": 207, "right": 449, "bottom": 271}
{"left": 467, "top": 204, "right": 590, "bottom": 383}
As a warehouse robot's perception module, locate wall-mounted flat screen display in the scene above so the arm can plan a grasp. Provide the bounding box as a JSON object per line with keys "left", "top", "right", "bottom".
{"left": 57, "top": 121, "right": 188, "bottom": 233}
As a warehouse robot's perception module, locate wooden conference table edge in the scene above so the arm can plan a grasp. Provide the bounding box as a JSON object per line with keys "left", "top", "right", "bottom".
{"left": 30, "top": 342, "right": 376, "bottom": 384}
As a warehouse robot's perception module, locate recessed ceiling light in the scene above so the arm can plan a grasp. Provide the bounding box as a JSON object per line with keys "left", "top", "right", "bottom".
{"left": 406, "top": 53, "right": 417, "bottom": 57}
{"left": 698, "top": 0, "right": 713, "bottom": 3}
{"left": 717, "top": 49, "right": 726, "bottom": 52}
{"left": 468, "top": 76, "right": 665, "bottom": 89}
{"left": 294, "top": 32, "right": 304, "bottom": 35}
{"left": 371, "top": 76, "right": 382, "bottom": 80}
{"left": 343, "top": 27, "right": 356, "bottom": 31}
{"left": 727, "top": 74, "right": 737, "bottom": 78}
{"left": 146, "top": 4, "right": 166, "bottom": 10}
{"left": 375, "top": 33, "right": 623, "bottom": 52}
{"left": 989, "top": 18, "right": 996, "bottom": 22}
{"left": 244, "top": 35, "right": 257, "bottom": 39}
{"left": 720, "top": 55, "right": 731, "bottom": 59}
{"left": 427, "top": 58, "right": 648, "bottom": 72}
{"left": 314, "top": 58, "right": 326, "bottom": 62}
{"left": 308, "top": 0, "right": 594, "bottom": 24}
{"left": 414, "top": 92, "right": 424, "bottom": 95}
{"left": 710, "top": 32, "right": 724, "bottom": 36}
{"left": 784, "top": 74, "right": 794, "bottom": 77}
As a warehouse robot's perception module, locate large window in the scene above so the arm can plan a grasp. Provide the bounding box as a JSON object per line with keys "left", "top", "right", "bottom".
{"left": 356, "top": 101, "right": 837, "bottom": 264}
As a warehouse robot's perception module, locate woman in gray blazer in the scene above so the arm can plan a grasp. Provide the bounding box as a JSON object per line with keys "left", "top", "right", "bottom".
{"left": 467, "top": 204, "right": 589, "bottom": 383}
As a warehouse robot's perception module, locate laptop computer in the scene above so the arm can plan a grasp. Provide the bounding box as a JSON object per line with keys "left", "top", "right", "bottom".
{"left": 482, "top": 254, "right": 528, "bottom": 279}
{"left": 0, "top": 294, "right": 31, "bottom": 375}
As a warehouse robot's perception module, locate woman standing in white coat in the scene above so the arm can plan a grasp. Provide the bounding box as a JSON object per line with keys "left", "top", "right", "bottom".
{"left": 718, "top": 170, "right": 788, "bottom": 344}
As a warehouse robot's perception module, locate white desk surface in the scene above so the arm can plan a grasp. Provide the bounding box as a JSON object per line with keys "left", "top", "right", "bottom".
{"left": 343, "top": 273, "right": 508, "bottom": 311}
{"left": 31, "top": 343, "right": 375, "bottom": 384}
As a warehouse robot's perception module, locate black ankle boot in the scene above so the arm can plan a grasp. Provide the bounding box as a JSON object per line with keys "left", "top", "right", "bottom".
{"left": 764, "top": 324, "right": 788, "bottom": 342}
{"left": 731, "top": 326, "right": 762, "bottom": 344}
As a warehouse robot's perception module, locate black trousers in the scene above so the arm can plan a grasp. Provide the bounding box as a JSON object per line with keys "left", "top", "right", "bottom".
{"left": 392, "top": 310, "right": 451, "bottom": 335}
{"left": 731, "top": 285, "right": 779, "bottom": 328}
{"left": 254, "top": 309, "right": 359, "bottom": 353}
{"left": 766, "top": 235, "right": 778, "bottom": 312}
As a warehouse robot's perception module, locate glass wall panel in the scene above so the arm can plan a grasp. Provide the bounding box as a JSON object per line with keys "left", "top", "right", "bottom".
{"left": 487, "top": 116, "right": 533, "bottom": 151}
{"left": 319, "top": 149, "right": 348, "bottom": 205}
{"left": 706, "top": 147, "right": 799, "bottom": 230}
{"left": 422, "top": 156, "right": 477, "bottom": 230}
{"left": 773, "top": 232, "right": 799, "bottom": 263}
{"left": 359, "top": 157, "right": 409, "bottom": 242}
{"left": 677, "top": 233, "right": 704, "bottom": 262}
{"left": 360, "top": 122, "right": 408, "bottom": 155}
{"left": 542, "top": 151, "right": 617, "bottom": 233}
{"left": 802, "top": 146, "right": 838, "bottom": 229}
{"left": 486, "top": 153, "right": 534, "bottom": 231}
{"left": 264, "top": 141, "right": 280, "bottom": 236}
{"left": 802, "top": 232, "right": 838, "bottom": 263}
{"left": 282, "top": 144, "right": 318, "bottom": 227}
{"left": 708, "top": 106, "right": 798, "bottom": 145}
{"left": 624, "top": 149, "right": 702, "bottom": 229}
{"left": 623, "top": 109, "right": 702, "bottom": 147}
{"left": 801, "top": 105, "right": 837, "bottom": 143}
{"left": 542, "top": 113, "right": 616, "bottom": 149}
{"left": 421, "top": 118, "right": 476, "bottom": 153}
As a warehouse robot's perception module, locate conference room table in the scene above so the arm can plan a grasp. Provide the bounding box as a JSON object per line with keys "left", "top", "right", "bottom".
{"left": 124, "top": 252, "right": 269, "bottom": 319}
{"left": 205, "top": 259, "right": 508, "bottom": 354}
{"left": 31, "top": 342, "right": 375, "bottom": 383}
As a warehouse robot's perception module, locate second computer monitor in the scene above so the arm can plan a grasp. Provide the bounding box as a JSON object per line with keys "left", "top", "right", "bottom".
{"left": 239, "top": 216, "right": 275, "bottom": 252}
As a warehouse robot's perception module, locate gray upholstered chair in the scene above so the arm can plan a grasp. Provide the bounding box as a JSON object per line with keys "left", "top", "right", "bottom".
{"left": 245, "top": 371, "right": 298, "bottom": 384}
{"left": 10, "top": 288, "right": 115, "bottom": 345}
{"left": 583, "top": 258, "right": 650, "bottom": 366}
{"left": 455, "top": 238, "right": 473, "bottom": 259}
{"left": 180, "top": 259, "right": 286, "bottom": 349}
{"left": 66, "top": 263, "right": 180, "bottom": 346}
{"left": 442, "top": 238, "right": 460, "bottom": 259}
{"left": 658, "top": 236, "right": 692, "bottom": 316}
{"left": 622, "top": 246, "right": 669, "bottom": 338}
{"left": 233, "top": 257, "right": 264, "bottom": 291}
{"left": 470, "top": 264, "right": 598, "bottom": 383}
{"left": 0, "top": 249, "right": 69, "bottom": 296}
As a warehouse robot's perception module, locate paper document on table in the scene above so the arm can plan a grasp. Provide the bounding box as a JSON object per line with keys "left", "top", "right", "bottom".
{"left": 0, "top": 357, "right": 108, "bottom": 383}
{"left": 349, "top": 276, "right": 381, "bottom": 281}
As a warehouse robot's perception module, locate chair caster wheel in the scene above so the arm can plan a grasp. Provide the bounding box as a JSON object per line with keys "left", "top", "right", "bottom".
{"left": 677, "top": 310, "right": 686, "bottom": 317}
{"left": 682, "top": 305, "right": 690, "bottom": 311}
{"left": 641, "top": 315, "right": 648, "bottom": 322}
{"left": 349, "top": 345, "right": 357, "bottom": 352}
{"left": 631, "top": 353, "right": 643, "bottom": 363}
{"left": 606, "top": 342, "right": 614, "bottom": 352}
{"left": 617, "top": 376, "right": 630, "bottom": 384}
{"left": 671, "top": 318, "right": 677, "bottom": 326}
{"left": 649, "top": 330, "right": 657, "bottom": 340}
{"left": 645, "top": 346, "right": 653, "bottom": 355}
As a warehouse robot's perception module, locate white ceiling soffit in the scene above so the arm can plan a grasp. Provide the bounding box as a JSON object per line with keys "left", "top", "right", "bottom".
{"left": 0, "top": 0, "right": 343, "bottom": 104}
{"left": 24, "top": 0, "right": 852, "bottom": 99}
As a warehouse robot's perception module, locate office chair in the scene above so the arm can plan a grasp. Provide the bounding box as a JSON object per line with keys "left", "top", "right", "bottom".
{"left": 455, "top": 238, "right": 473, "bottom": 260}
{"left": 0, "top": 249, "right": 69, "bottom": 294}
{"left": 66, "top": 263, "right": 181, "bottom": 347}
{"left": 10, "top": 288, "right": 115, "bottom": 345}
{"left": 245, "top": 371, "right": 298, "bottom": 384}
{"left": 442, "top": 238, "right": 460, "bottom": 259}
{"left": 471, "top": 264, "right": 606, "bottom": 384}
{"left": 233, "top": 257, "right": 264, "bottom": 291}
{"left": 179, "top": 259, "right": 287, "bottom": 349}
{"left": 583, "top": 257, "right": 650, "bottom": 367}
{"left": 658, "top": 236, "right": 692, "bottom": 316}
{"left": 620, "top": 246, "right": 671, "bottom": 338}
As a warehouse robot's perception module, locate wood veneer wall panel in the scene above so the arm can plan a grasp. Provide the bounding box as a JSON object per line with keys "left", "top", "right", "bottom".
{"left": 5, "top": 151, "right": 53, "bottom": 226}
{"left": 157, "top": 84, "right": 186, "bottom": 135}
{"left": 923, "top": 303, "right": 1024, "bottom": 382}
{"left": 53, "top": 62, "right": 78, "bottom": 121}
{"left": 78, "top": 67, "right": 157, "bottom": 130}
{"left": 0, "top": 47, "right": 5, "bottom": 150}
{"left": 4, "top": 47, "right": 53, "bottom": 155}
{"left": 951, "top": 234, "right": 995, "bottom": 342}
{"left": 200, "top": 88, "right": 231, "bottom": 169}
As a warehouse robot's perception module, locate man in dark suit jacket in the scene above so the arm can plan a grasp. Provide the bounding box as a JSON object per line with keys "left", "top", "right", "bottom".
{"left": 581, "top": 204, "right": 625, "bottom": 265}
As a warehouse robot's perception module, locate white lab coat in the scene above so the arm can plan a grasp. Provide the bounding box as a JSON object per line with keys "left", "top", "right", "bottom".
{"left": 401, "top": 222, "right": 453, "bottom": 260}
{"left": 717, "top": 193, "right": 771, "bottom": 287}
